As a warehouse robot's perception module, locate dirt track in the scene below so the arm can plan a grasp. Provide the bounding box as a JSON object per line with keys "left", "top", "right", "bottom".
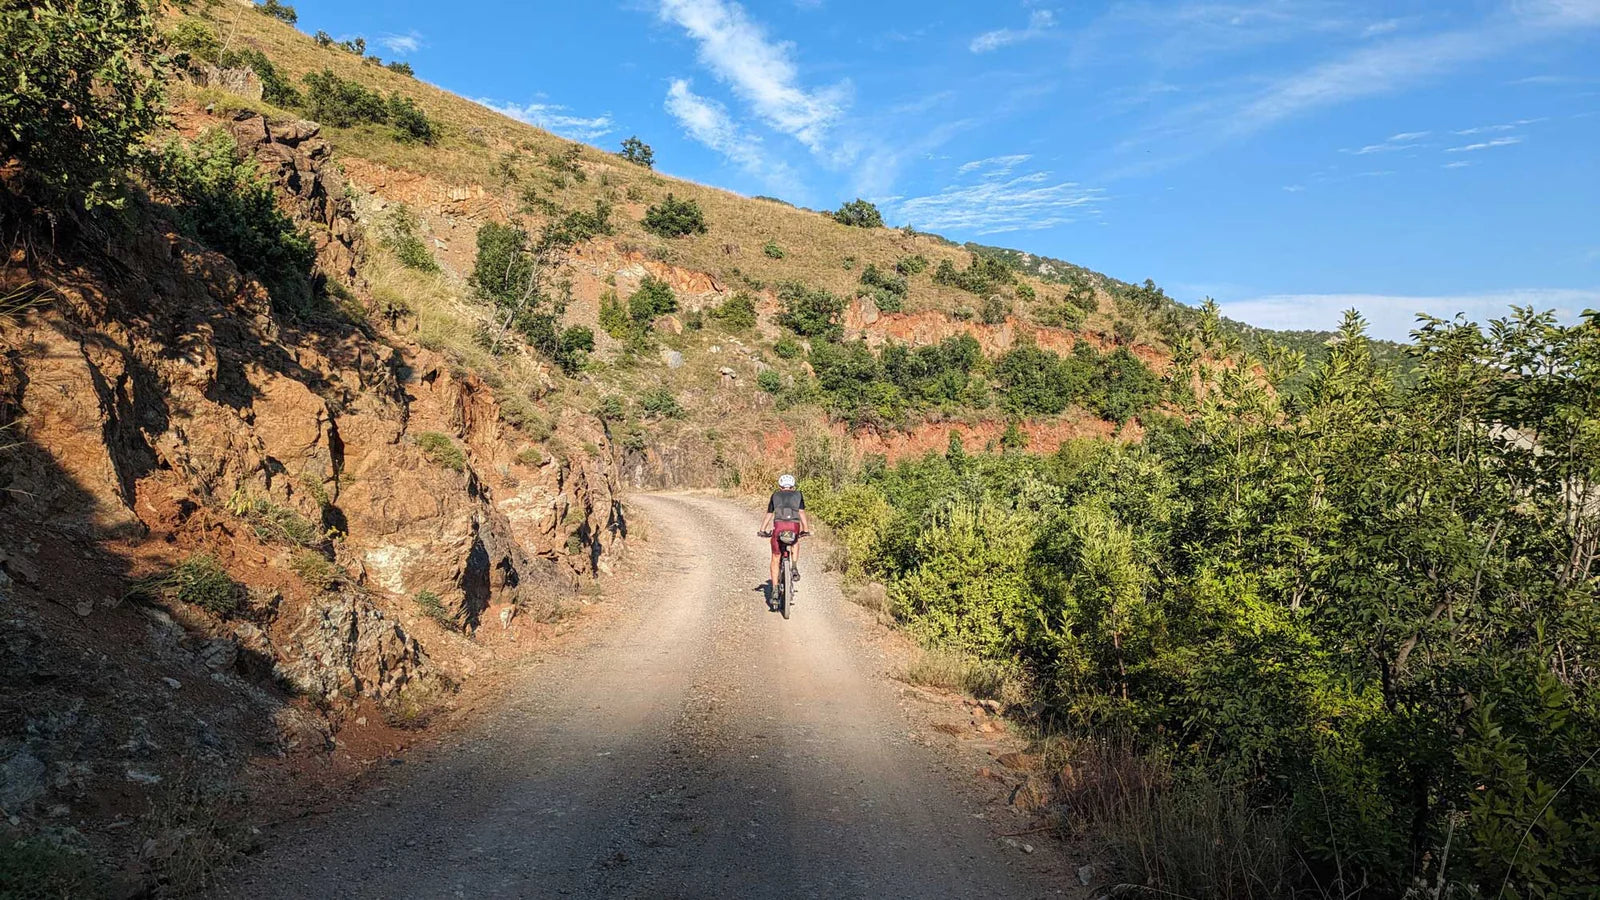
{"left": 216, "top": 493, "right": 1063, "bottom": 899}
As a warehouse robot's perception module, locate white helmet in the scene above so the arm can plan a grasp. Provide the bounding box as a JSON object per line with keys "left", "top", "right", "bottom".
{"left": 778, "top": 473, "right": 797, "bottom": 489}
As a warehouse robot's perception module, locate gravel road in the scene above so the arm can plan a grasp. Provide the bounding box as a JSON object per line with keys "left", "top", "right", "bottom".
{"left": 216, "top": 492, "right": 1062, "bottom": 899}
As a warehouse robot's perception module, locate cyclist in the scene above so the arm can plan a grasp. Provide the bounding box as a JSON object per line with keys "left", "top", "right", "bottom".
{"left": 758, "top": 473, "right": 810, "bottom": 592}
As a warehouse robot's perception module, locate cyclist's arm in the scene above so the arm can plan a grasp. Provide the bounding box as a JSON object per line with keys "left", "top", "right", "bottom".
{"left": 760, "top": 512, "right": 774, "bottom": 533}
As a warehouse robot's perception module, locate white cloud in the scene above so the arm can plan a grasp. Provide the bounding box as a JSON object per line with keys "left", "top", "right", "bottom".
{"left": 896, "top": 168, "right": 1103, "bottom": 235}
{"left": 956, "top": 154, "right": 1032, "bottom": 175}
{"left": 1219, "top": 288, "right": 1597, "bottom": 340}
{"left": 1445, "top": 135, "right": 1524, "bottom": 152}
{"left": 1443, "top": 160, "right": 1473, "bottom": 168}
{"left": 1453, "top": 117, "right": 1546, "bottom": 134}
{"left": 377, "top": 31, "right": 423, "bottom": 56}
{"left": 475, "top": 100, "right": 615, "bottom": 141}
{"left": 1283, "top": 184, "right": 1305, "bottom": 192}
{"left": 664, "top": 79, "right": 800, "bottom": 192}
{"left": 971, "top": 9, "right": 1056, "bottom": 53}
{"left": 657, "top": 0, "right": 848, "bottom": 154}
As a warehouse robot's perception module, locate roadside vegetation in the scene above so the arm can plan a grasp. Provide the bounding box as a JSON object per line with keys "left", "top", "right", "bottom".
{"left": 802, "top": 307, "right": 1600, "bottom": 896}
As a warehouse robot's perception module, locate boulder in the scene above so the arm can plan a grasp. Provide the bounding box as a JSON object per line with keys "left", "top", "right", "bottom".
{"left": 661, "top": 349, "right": 685, "bottom": 369}
{"left": 653, "top": 315, "right": 683, "bottom": 335}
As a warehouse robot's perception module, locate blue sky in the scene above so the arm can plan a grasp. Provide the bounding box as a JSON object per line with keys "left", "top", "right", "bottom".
{"left": 293, "top": 0, "right": 1599, "bottom": 339}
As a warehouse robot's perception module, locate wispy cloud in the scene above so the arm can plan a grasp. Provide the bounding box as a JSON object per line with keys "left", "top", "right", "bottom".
{"left": 971, "top": 9, "right": 1056, "bottom": 53}
{"left": 664, "top": 79, "right": 800, "bottom": 192}
{"left": 377, "top": 31, "right": 423, "bottom": 56}
{"left": 657, "top": 0, "right": 848, "bottom": 154}
{"left": 956, "top": 154, "right": 1032, "bottom": 175}
{"left": 475, "top": 99, "right": 615, "bottom": 140}
{"left": 1345, "top": 130, "right": 1429, "bottom": 154}
{"left": 1114, "top": 2, "right": 1600, "bottom": 174}
{"left": 1445, "top": 135, "right": 1525, "bottom": 152}
{"left": 1219, "top": 288, "right": 1597, "bottom": 340}
{"left": 897, "top": 167, "right": 1103, "bottom": 234}
{"left": 1453, "top": 117, "right": 1545, "bottom": 135}
{"left": 1283, "top": 184, "right": 1305, "bottom": 192}
{"left": 1443, "top": 160, "right": 1473, "bottom": 168}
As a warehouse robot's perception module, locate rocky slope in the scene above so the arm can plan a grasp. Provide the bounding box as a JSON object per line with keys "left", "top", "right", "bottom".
{"left": 0, "top": 113, "right": 625, "bottom": 890}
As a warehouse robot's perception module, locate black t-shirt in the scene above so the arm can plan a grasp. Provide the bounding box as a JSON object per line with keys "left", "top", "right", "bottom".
{"left": 768, "top": 489, "right": 805, "bottom": 522}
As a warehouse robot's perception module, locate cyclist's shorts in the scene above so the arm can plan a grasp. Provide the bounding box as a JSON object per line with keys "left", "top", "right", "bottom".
{"left": 771, "top": 520, "right": 801, "bottom": 553}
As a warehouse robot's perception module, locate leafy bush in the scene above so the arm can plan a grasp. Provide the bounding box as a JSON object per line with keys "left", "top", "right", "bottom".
{"left": 0, "top": 0, "right": 164, "bottom": 209}
{"left": 380, "top": 204, "right": 438, "bottom": 272}
{"left": 803, "top": 308, "right": 1600, "bottom": 895}
{"left": 131, "top": 554, "right": 240, "bottom": 616}
{"left": 642, "top": 194, "right": 707, "bottom": 238}
{"left": 757, "top": 369, "right": 783, "bottom": 394}
{"left": 255, "top": 0, "right": 298, "bottom": 24}
{"left": 833, "top": 198, "right": 884, "bottom": 228}
{"left": 772, "top": 336, "right": 802, "bottom": 359}
{"left": 707, "top": 292, "right": 758, "bottom": 330}
{"left": 933, "top": 254, "right": 1017, "bottom": 296}
{"left": 895, "top": 254, "right": 928, "bottom": 276}
{"left": 556, "top": 326, "right": 594, "bottom": 374}
{"left": 618, "top": 135, "right": 654, "bottom": 168}
{"left": 859, "top": 264, "right": 908, "bottom": 312}
{"left": 639, "top": 387, "right": 686, "bottom": 420}
{"left": 169, "top": 20, "right": 221, "bottom": 65}
{"left": 415, "top": 431, "right": 466, "bottom": 471}
{"left": 594, "top": 396, "right": 626, "bottom": 421}
{"left": 301, "top": 69, "right": 435, "bottom": 143}
{"left": 776, "top": 281, "right": 846, "bottom": 340}
{"left": 981, "top": 293, "right": 1009, "bottom": 325}
{"left": 218, "top": 47, "right": 302, "bottom": 107}
{"left": 763, "top": 240, "right": 786, "bottom": 259}
{"left": 386, "top": 93, "right": 436, "bottom": 144}
{"left": 386, "top": 61, "right": 414, "bottom": 77}
{"left": 150, "top": 130, "right": 317, "bottom": 316}
{"left": 628, "top": 276, "right": 678, "bottom": 323}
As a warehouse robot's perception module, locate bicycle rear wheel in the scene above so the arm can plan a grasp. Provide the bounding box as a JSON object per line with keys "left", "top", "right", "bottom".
{"left": 779, "top": 553, "right": 792, "bottom": 619}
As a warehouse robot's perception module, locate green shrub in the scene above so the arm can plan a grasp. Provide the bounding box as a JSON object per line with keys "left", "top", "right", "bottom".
{"left": 776, "top": 281, "right": 845, "bottom": 340}
{"left": 757, "top": 369, "right": 783, "bottom": 394}
{"left": 150, "top": 130, "right": 317, "bottom": 316}
{"left": 416, "top": 431, "right": 466, "bottom": 471}
{"left": 0, "top": 837, "right": 99, "bottom": 900}
{"left": 254, "top": 0, "right": 298, "bottom": 24}
{"left": 386, "top": 61, "right": 414, "bottom": 77}
{"left": 933, "top": 254, "right": 1016, "bottom": 296}
{"left": 546, "top": 199, "right": 614, "bottom": 245}
{"left": 1015, "top": 283, "right": 1036, "bottom": 302}
{"left": 773, "top": 336, "right": 802, "bottom": 359}
{"left": 833, "top": 198, "right": 884, "bottom": 228}
{"left": 556, "top": 326, "right": 594, "bottom": 374}
{"left": 762, "top": 240, "right": 785, "bottom": 259}
{"left": 0, "top": 0, "right": 164, "bottom": 209}
{"left": 131, "top": 554, "right": 240, "bottom": 616}
{"left": 1033, "top": 301, "right": 1086, "bottom": 329}
{"left": 895, "top": 254, "right": 928, "bottom": 276}
{"left": 981, "top": 294, "right": 1010, "bottom": 325}
{"left": 594, "top": 396, "right": 626, "bottom": 421}
{"left": 708, "top": 291, "right": 758, "bottom": 330}
{"left": 381, "top": 204, "right": 438, "bottom": 272}
{"left": 642, "top": 194, "right": 707, "bottom": 238}
{"left": 639, "top": 388, "right": 686, "bottom": 420}
{"left": 386, "top": 93, "right": 436, "bottom": 144}
{"left": 302, "top": 68, "right": 388, "bottom": 127}
{"left": 628, "top": 276, "right": 678, "bottom": 322}
{"left": 289, "top": 550, "right": 342, "bottom": 589}
{"left": 218, "top": 47, "right": 302, "bottom": 107}
{"left": 618, "top": 135, "right": 654, "bottom": 168}
{"left": 169, "top": 20, "right": 221, "bottom": 65}
{"left": 227, "top": 491, "right": 324, "bottom": 546}
{"left": 415, "top": 590, "right": 459, "bottom": 631}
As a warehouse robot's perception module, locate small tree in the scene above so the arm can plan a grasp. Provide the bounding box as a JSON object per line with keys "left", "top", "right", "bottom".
{"left": 642, "top": 194, "right": 707, "bottom": 238}
{"left": 628, "top": 276, "right": 678, "bottom": 322}
{"left": 833, "top": 198, "right": 884, "bottom": 229}
{"left": 255, "top": 0, "right": 299, "bottom": 24}
{"left": 618, "top": 136, "right": 654, "bottom": 168}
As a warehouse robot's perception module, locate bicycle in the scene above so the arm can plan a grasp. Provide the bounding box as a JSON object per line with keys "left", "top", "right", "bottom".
{"left": 758, "top": 529, "right": 809, "bottom": 619}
